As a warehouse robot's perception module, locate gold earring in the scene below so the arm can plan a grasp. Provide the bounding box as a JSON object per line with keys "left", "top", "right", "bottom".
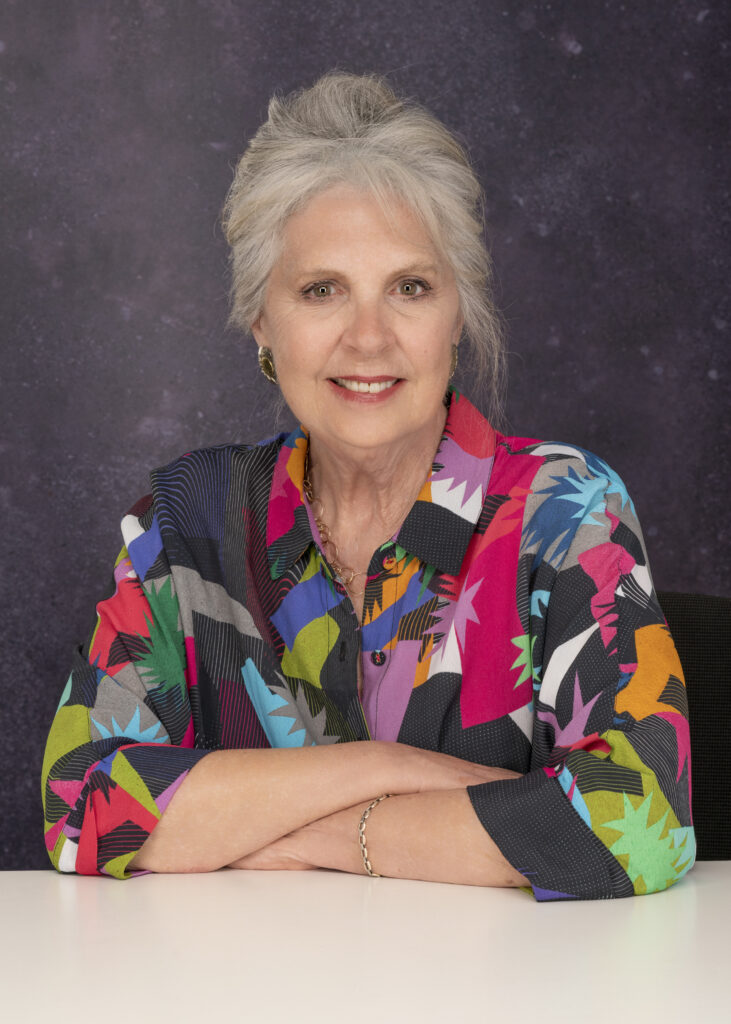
{"left": 449, "top": 344, "right": 459, "bottom": 380}
{"left": 257, "top": 346, "right": 277, "bottom": 385}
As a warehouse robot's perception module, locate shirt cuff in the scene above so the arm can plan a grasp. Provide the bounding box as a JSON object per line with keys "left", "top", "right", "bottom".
{"left": 467, "top": 771, "right": 634, "bottom": 901}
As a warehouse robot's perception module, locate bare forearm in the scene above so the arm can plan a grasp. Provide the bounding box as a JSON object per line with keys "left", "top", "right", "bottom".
{"left": 353, "top": 789, "right": 528, "bottom": 887}
{"left": 130, "top": 744, "right": 395, "bottom": 873}
{"left": 129, "top": 742, "right": 508, "bottom": 874}
{"left": 233, "top": 787, "right": 528, "bottom": 888}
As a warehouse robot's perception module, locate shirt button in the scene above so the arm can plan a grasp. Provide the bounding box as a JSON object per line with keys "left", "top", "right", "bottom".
{"left": 370, "top": 650, "right": 387, "bottom": 666}
{"left": 382, "top": 554, "right": 397, "bottom": 571}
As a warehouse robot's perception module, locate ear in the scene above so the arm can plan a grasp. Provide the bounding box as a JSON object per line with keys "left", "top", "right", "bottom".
{"left": 250, "top": 314, "right": 265, "bottom": 348}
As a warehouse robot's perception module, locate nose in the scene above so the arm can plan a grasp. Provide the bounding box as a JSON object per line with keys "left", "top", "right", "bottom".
{"left": 341, "top": 295, "right": 394, "bottom": 355}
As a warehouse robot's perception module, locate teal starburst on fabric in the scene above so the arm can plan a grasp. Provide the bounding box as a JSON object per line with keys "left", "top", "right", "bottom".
{"left": 530, "top": 590, "right": 550, "bottom": 619}
{"left": 90, "top": 707, "right": 166, "bottom": 744}
{"left": 604, "top": 792, "right": 688, "bottom": 892}
{"left": 56, "top": 674, "right": 72, "bottom": 710}
{"left": 581, "top": 450, "right": 635, "bottom": 513}
{"left": 668, "top": 825, "right": 696, "bottom": 876}
{"left": 538, "top": 466, "right": 608, "bottom": 526}
{"left": 523, "top": 466, "right": 607, "bottom": 571}
{"left": 241, "top": 658, "right": 311, "bottom": 748}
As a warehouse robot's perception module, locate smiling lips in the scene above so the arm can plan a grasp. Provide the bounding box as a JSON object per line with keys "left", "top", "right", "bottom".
{"left": 331, "top": 376, "right": 400, "bottom": 394}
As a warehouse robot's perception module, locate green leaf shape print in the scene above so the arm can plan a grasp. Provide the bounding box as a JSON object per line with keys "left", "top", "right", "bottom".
{"left": 604, "top": 792, "right": 695, "bottom": 894}
{"left": 136, "top": 576, "right": 186, "bottom": 699}
{"left": 510, "top": 633, "right": 540, "bottom": 689}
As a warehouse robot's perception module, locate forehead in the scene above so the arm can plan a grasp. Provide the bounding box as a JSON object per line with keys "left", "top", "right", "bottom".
{"left": 279, "top": 184, "right": 442, "bottom": 271}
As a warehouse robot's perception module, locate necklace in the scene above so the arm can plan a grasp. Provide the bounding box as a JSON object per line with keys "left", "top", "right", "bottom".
{"left": 303, "top": 449, "right": 367, "bottom": 595}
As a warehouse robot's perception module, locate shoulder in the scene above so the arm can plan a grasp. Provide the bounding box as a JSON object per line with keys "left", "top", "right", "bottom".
{"left": 492, "top": 433, "right": 632, "bottom": 505}
{"left": 151, "top": 434, "right": 288, "bottom": 490}
{"left": 490, "top": 432, "right": 640, "bottom": 563}
{"left": 151, "top": 434, "right": 288, "bottom": 503}
{"left": 123, "top": 433, "right": 289, "bottom": 541}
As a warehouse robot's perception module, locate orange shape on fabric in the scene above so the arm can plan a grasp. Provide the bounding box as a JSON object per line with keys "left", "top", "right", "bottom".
{"left": 615, "top": 623, "right": 685, "bottom": 721}
{"left": 412, "top": 634, "right": 434, "bottom": 689}
{"left": 483, "top": 486, "right": 531, "bottom": 548}
{"left": 415, "top": 478, "right": 432, "bottom": 503}
{"left": 286, "top": 434, "right": 308, "bottom": 496}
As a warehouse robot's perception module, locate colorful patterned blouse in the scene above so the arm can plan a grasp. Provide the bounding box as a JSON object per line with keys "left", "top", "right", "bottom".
{"left": 42, "top": 389, "right": 695, "bottom": 899}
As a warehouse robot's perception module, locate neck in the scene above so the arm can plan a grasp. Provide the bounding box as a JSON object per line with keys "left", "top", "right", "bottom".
{"left": 306, "top": 408, "right": 447, "bottom": 542}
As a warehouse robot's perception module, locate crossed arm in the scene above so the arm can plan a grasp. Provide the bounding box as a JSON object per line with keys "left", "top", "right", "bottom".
{"left": 129, "top": 742, "right": 528, "bottom": 888}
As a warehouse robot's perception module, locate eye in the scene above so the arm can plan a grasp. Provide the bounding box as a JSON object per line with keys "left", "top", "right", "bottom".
{"left": 396, "top": 278, "right": 430, "bottom": 298}
{"left": 303, "top": 281, "right": 336, "bottom": 299}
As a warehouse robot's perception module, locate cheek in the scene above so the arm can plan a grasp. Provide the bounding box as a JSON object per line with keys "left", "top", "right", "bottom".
{"left": 271, "top": 328, "right": 313, "bottom": 371}
{"left": 418, "top": 329, "right": 455, "bottom": 369}
{"left": 282, "top": 343, "right": 329, "bottom": 380}
{"left": 274, "top": 315, "right": 334, "bottom": 364}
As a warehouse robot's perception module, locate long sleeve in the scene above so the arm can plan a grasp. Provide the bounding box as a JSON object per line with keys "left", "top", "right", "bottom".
{"left": 467, "top": 449, "right": 695, "bottom": 900}
{"left": 41, "top": 496, "right": 210, "bottom": 877}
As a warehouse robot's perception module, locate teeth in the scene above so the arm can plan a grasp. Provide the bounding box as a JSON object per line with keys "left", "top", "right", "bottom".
{"left": 334, "top": 378, "right": 398, "bottom": 394}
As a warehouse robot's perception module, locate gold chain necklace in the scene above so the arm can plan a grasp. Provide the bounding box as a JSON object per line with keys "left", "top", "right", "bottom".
{"left": 303, "top": 450, "right": 367, "bottom": 595}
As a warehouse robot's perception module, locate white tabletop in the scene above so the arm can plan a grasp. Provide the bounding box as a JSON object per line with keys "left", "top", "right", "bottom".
{"left": 1, "top": 864, "right": 728, "bottom": 1023}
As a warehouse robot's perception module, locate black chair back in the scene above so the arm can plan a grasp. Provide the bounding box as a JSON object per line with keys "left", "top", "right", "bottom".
{"left": 658, "top": 591, "right": 731, "bottom": 860}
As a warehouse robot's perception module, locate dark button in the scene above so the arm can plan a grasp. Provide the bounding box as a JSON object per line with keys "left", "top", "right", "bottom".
{"left": 382, "top": 554, "right": 397, "bottom": 571}
{"left": 370, "top": 649, "right": 387, "bottom": 666}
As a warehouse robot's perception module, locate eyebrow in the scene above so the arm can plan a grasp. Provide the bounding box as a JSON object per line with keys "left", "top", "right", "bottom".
{"left": 294, "top": 262, "right": 443, "bottom": 281}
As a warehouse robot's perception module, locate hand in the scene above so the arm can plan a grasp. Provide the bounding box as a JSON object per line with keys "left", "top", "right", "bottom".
{"left": 229, "top": 832, "right": 318, "bottom": 871}
{"left": 378, "top": 742, "right": 522, "bottom": 795}
{"left": 229, "top": 805, "right": 365, "bottom": 875}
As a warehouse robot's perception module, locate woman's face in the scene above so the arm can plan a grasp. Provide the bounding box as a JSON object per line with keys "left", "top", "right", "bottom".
{"left": 252, "top": 184, "right": 463, "bottom": 460}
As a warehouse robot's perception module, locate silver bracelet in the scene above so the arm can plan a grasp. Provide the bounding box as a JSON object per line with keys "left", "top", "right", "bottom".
{"left": 358, "top": 794, "right": 391, "bottom": 877}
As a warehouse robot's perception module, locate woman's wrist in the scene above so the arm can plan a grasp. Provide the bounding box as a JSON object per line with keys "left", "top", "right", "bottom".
{"left": 358, "top": 794, "right": 391, "bottom": 876}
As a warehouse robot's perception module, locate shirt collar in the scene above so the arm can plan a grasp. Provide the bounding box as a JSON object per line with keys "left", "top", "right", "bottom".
{"left": 266, "top": 388, "right": 496, "bottom": 579}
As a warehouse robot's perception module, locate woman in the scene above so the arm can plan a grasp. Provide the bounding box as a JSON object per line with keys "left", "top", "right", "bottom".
{"left": 42, "top": 73, "right": 694, "bottom": 900}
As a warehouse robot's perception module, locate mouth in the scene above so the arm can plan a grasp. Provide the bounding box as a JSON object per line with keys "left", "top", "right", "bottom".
{"left": 330, "top": 377, "right": 401, "bottom": 395}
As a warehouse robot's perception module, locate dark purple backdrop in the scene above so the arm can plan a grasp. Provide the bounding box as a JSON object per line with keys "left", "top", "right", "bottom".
{"left": 2, "top": 1, "right": 729, "bottom": 869}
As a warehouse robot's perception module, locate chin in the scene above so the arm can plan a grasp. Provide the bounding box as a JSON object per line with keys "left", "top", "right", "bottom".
{"left": 323, "top": 408, "right": 442, "bottom": 456}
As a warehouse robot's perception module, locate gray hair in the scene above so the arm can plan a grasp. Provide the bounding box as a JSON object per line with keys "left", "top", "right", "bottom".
{"left": 222, "top": 72, "right": 505, "bottom": 420}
